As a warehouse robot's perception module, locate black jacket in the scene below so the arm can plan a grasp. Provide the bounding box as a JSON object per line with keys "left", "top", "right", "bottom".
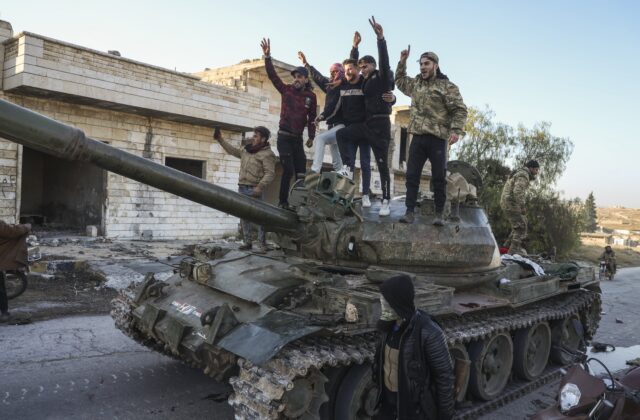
{"left": 373, "top": 310, "right": 455, "bottom": 420}
{"left": 306, "top": 64, "right": 344, "bottom": 127}
{"left": 354, "top": 39, "right": 395, "bottom": 119}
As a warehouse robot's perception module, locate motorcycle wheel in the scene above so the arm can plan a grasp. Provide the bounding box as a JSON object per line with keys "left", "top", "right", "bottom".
{"left": 5, "top": 271, "right": 28, "bottom": 299}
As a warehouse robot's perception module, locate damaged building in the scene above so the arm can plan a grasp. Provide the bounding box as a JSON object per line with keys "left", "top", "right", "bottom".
{"left": 0, "top": 20, "right": 431, "bottom": 240}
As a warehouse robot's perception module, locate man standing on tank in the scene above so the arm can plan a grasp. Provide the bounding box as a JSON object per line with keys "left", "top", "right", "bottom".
{"left": 396, "top": 46, "right": 468, "bottom": 226}
{"left": 500, "top": 160, "right": 540, "bottom": 255}
{"left": 336, "top": 17, "right": 395, "bottom": 217}
{"left": 260, "top": 38, "right": 317, "bottom": 209}
{"left": 214, "top": 127, "right": 276, "bottom": 254}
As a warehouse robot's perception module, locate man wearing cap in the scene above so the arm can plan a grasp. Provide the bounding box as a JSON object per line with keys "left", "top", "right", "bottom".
{"left": 336, "top": 17, "right": 395, "bottom": 217}
{"left": 500, "top": 160, "right": 540, "bottom": 255}
{"left": 396, "top": 46, "right": 468, "bottom": 226}
{"left": 260, "top": 38, "right": 317, "bottom": 209}
{"left": 214, "top": 127, "right": 276, "bottom": 254}
{"left": 374, "top": 274, "right": 455, "bottom": 420}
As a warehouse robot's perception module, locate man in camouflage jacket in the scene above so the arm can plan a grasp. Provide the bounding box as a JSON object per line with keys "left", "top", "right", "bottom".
{"left": 395, "top": 47, "right": 467, "bottom": 226}
{"left": 500, "top": 160, "right": 540, "bottom": 255}
{"left": 214, "top": 127, "right": 276, "bottom": 253}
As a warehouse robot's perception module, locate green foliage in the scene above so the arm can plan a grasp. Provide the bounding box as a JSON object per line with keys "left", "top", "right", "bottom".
{"left": 527, "top": 191, "right": 584, "bottom": 257}
{"left": 451, "top": 106, "right": 581, "bottom": 256}
{"left": 582, "top": 192, "right": 598, "bottom": 232}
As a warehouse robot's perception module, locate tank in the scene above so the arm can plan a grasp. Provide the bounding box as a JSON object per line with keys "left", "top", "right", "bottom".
{"left": 0, "top": 99, "right": 601, "bottom": 418}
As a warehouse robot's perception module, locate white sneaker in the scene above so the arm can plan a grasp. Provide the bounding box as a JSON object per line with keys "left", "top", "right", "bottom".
{"left": 338, "top": 168, "right": 352, "bottom": 179}
{"left": 362, "top": 194, "right": 371, "bottom": 208}
{"left": 379, "top": 199, "right": 390, "bottom": 216}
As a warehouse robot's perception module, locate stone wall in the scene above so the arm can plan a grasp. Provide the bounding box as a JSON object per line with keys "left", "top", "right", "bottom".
{"left": 2, "top": 32, "right": 271, "bottom": 130}
{"left": 3, "top": 94, "right": 249, "bottom": 239}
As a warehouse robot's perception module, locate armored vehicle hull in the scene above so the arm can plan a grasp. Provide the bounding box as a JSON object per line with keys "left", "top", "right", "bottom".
{"left": 0, "top": 99, "right": 601, "bottom": 419}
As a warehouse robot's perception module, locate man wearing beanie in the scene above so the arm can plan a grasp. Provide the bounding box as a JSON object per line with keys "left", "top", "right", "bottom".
{"left": 396, "top": 46, "right": 468, "bottom": 227}
{"left": 373, "top": 275, "right": 455, "bottom": 420}
{"left": 500, "top": 160, "right": 540, "bottom": 255}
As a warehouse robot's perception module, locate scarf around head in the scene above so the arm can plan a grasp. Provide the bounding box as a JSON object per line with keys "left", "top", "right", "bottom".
{"left": 245, "top": 141, "right": 270, "bottom": 154}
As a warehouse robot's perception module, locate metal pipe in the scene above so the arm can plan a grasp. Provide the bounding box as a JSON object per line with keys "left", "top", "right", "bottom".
{"left": 0, "top": 99, "right": 299, "bottom": 233}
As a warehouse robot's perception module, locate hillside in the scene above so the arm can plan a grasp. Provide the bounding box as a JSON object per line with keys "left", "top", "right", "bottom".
{"left": 597, "top": 207, "right": 640, "bottom": 231}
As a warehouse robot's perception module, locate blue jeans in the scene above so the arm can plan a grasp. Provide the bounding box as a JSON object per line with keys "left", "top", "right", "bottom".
{"left": 346, "top": 139, "right": 371, "bottom": 195}
{"left": 238, "top": 185, "right": 265, "bottom": 244}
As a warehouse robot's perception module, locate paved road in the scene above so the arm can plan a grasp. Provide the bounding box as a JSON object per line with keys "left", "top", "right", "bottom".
{"left": 2, "top": 268, "right": 639, "bottom": 419}
{"left": 0, "top": 316, "right": 233, "bottom": 419}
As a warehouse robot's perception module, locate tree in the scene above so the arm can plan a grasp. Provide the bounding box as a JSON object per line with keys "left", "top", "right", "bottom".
{"left": 450, "top": 106, "right": 580, "bottom": 256}
{"left": 583, "top": 192, "right": 598, "bottom": 232}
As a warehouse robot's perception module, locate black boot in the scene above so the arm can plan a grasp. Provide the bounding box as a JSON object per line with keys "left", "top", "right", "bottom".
{"left": 399, "top": 211, "right": 415, "bottom": 224}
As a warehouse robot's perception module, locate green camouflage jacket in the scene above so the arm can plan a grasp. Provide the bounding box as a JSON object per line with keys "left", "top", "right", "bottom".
{"left": 500, "top": 168, "right": 531, "bottom": 212}
{"left": 395, "top": 60, "right": 468, "bottom": 140}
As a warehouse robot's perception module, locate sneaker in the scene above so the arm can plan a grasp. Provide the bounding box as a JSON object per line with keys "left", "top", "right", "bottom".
{"left": 362, "top": 194, "right": 371, "bottom": 208}
{"left": 338, "top": 168, "right": 352, "bottom": 179}
{"left": 254, "top": 243, "right": 267, "bottom": 254}
{"left": 0, "top": 312, "right": 10, "bottom": 323}
{"left": 433, "top": 212, "right": 445, "bottom": 227}
{"left": 238, "top": 243, "right": 252, "bottom": 251}
{"left": 399, "top": 211, "right": 415, "bottom": 224}
{"left": 379, "top": 199, "right": 390, "bottom": 216}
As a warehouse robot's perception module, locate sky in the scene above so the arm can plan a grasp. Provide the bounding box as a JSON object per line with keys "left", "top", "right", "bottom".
{"left": 2, "top": 0, "right": 639, "bottom": 207}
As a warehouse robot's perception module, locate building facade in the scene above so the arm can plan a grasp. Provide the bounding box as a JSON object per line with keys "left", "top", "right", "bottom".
{"left": 0, "top": 20, "right": 429, "bottom": 240}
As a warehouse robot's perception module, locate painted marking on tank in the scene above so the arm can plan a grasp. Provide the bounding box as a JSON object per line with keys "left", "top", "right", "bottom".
{"left": 171, "top": 300, "right": 202, "bottom": 318}
{"left": 20, "top": 389, "right": 26, "bottom": 400}
{"left": 2, "top": 392, "right": 9, "bottom": 405}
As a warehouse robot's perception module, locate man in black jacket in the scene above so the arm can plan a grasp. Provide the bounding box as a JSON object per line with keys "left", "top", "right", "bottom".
{"left": 374, "top": 274, "right": 455, "bottom": 420}
{"left": 336, "top": 17, "right": 395, "bottom": 216}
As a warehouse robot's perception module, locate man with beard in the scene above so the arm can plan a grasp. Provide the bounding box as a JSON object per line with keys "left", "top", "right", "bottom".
{"left": 396, "top": 47, "right": 468, "bottom": 226}
{"left": 214, "top": 127, "right": 276, "bottom": 254}
{"left": 337, "top": 17, "right": 395, "bottom": 216}
{"left": 296, "top": 51, "right": 349, "bottom": 176}
{"left": 374, "top": 274, "right": 455, "bottom": 420}
{"left": 500, "top": 160, "right": 540, "bottom": 255}
{"left": 260, "top": 38, "right": 317, "bottom": 209}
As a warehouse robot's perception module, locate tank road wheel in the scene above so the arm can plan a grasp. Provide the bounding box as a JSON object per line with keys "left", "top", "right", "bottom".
{"left": 449, "top": 343, "right": 471, "bottom": 403}
{"left": 334, "top": 363, "right": 377, "bottom": 420}
{"left": 513, "top": 322, "right": 551, "bottom": 381}
{"left": 468, "top": 333, "right": 513, "bottom": 401}
{"left": 319, "top": 366, "right": 349, "bottom": 420}
{"left": 550, "top": 315, "right": 584, "bottom": 365}
{"left": 283, "top": 368, "right": 329, "bottom": 419}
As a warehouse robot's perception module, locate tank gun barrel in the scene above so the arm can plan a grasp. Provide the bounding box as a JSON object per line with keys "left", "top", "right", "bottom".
{"left": 0, "top": 99, "right": 298, "bottom": 232}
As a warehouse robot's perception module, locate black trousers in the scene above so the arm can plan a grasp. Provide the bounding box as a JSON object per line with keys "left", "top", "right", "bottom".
{"left": 276, "top": 132, "right": 306, "bottom": 205}
{"left": 0, "top": 272, "right": 8, "bottom": 314}
{"left": 337, "top": 117, "right": 391, "bottom": 200}
{"left": 405, "top": 133, "right": 447, "bottom": 213}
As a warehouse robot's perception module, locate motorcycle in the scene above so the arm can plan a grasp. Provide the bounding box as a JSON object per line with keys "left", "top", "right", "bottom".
{"left": 532, "top": 320, "right": 640, "bottom": 419}
{"left": 599, "top": 260, "right": 615, "bottom": 281}
{"left": 3, "top": 235, "right": 40, "bottom": 300}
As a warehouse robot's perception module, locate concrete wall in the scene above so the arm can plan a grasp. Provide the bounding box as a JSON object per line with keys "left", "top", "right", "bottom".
{"left": 0, "top": 29, "right": 282, "bottom": 238}
{"left": 4, "top": 95, "right": 252, "bottom": 239}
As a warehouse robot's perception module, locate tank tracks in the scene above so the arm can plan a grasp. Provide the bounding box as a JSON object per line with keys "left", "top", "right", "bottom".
{"left": 111, "top": 285, "right": 183, "bottom": 363}
{"left": 111, "top": 287, "right": 600, "bottom": 419}
{"left": 229, "top": 289, "right": 600, "bottom": 419}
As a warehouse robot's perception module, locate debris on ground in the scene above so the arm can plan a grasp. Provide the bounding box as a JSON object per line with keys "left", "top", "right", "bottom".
{"left": 627, "top": 357, "right": 640, "bottom": 367}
